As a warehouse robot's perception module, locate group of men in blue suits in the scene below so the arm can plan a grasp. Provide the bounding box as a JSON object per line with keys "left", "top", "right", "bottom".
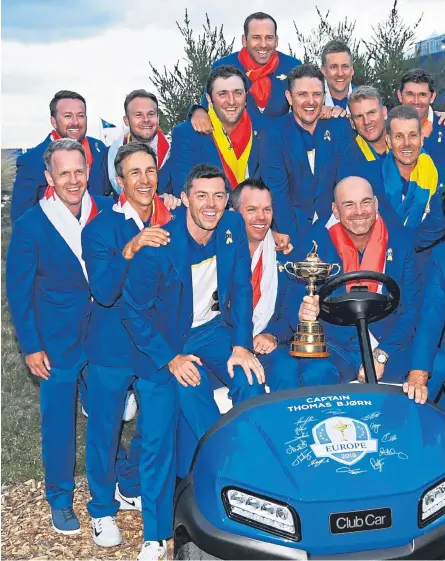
{"left": 5, "top": 8, "right": 445, "bottom": 561}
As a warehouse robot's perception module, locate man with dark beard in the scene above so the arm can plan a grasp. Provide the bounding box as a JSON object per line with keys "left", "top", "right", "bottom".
{"left": 168, "top": 66, "right": 261, "bottom": 196}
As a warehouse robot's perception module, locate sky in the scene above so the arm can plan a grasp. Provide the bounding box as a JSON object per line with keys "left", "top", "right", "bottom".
{"left": 2, "top": 0, "right": 443, "bottom": 148}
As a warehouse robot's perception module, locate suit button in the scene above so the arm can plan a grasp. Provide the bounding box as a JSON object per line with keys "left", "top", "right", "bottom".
{"left": 86, "top": 312, "right": 91, "bottom": 319}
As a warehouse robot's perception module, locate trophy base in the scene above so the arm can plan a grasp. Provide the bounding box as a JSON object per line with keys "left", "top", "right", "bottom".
{"left": 289, "top": 321, "right": 329, "bottom": 358}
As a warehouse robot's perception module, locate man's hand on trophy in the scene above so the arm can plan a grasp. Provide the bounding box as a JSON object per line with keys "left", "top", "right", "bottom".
{"left": 227, "top": 346, "right": 265, "bottom": 386}
{"left": 253, "top": 333, "right": 278, "bottom": 355}
{"left": 298, "top": 295, "right": 320, "bottom": 322}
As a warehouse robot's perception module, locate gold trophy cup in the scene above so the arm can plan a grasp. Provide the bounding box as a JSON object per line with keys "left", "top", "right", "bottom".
{"left": 285, "top": 241, "right": 340, "bottom": 358}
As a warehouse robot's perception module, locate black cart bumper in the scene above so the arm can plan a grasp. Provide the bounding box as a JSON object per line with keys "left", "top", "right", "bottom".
{"left": 174, "top": 481, "right": 445, "bottom": 560}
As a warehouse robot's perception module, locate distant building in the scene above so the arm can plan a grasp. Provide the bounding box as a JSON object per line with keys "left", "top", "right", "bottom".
{"left": 415, "top": 34, "right": 445, "bottom": 56}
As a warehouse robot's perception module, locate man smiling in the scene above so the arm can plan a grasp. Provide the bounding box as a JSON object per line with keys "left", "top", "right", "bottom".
{"left": 121, "top": 163, "right": 265, "bottom": 489}
{"left": 348, "top": 86, "right": 389, "bottom": 161}
{"left": 321, "top": 40, "right": 355, "bottom": 111}
{"left": 168, "top": 65, "right": 261, "bottom": 195}
{"left": 259, "top": 63, "right": 356, "bottom": 245}
{"left": 11, "top": 90, "right": 110, "bottom": 222}
{"left": 190, "top": 12, "right": 301, "bottom": 132}
{"left": 297, "top": 177, "right": 420, "bottom": 386}
{"left": 107, "top": 90, "right": 173, "bottom": 196}
{"left": 397, "top": 69, "right": 445, "bottom": 168}
{"left": 6, "top": 139, "right": 112, "bottom": 535}
{"left": 382, "top": 105, "right": 444, "bottom": 230}
{"left": 81, "top": 143, "right": 178, "bottom": 556}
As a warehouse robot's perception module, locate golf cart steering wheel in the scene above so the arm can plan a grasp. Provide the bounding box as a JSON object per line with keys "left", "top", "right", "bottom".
{"left": 317, "top": 271, "right": 400, "bottom": 326}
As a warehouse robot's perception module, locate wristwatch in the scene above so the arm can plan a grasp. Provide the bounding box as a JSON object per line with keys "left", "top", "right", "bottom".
{"left": 373, "top": 349, "right": 389, "bottom": 364}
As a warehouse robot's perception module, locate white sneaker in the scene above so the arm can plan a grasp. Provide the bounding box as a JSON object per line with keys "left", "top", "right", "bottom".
{"left": 115, "top": 485, "right": 142, "bottom": 511}
{"left": 137, "top": 540, "right": 167, "bottom": 561}
{"left": 122, "top": 391, "right": 138, "bottom": 421}
{"left": 91, "top": 516, "right": 122, "bottom": 547}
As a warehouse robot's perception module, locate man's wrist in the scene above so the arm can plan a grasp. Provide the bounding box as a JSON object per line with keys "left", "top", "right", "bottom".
{"left": 373, "top": 348, "right": 389, "bottom": 364}
{"left": 407, "top": 370, "right": 430, "bottom": 384}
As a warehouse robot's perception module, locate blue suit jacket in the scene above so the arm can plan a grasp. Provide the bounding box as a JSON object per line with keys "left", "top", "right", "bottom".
{"left": 259, "top": 114, "right": 356, "bottom": 244}
{"left": 121, "top": 207, "right": 253, "bottom": 382}
{"left": 81, "top": 206, "right": 142, "bottom": 368}
{"left": 11, "top": 134, "right": 112, "bottom": 223}
{"left": 201, "top": 51, "right": 301, "bottom": 120}
{"left": 6, "top": 196, "right": 113, "bottom": 368}
{"left": 262, "top": 256, "right": 299, "bottom": 344}
{"left": 424, "top": 113, "right": 445, "bottom": 169}
{"left": 167, "top": 118, "right": 261, "bottom": 197}
{"left": 411, "top": 243, "right": 445, "bottom": 373}
{"left": 296, "top": 220, "right": 421, "bottom": 357}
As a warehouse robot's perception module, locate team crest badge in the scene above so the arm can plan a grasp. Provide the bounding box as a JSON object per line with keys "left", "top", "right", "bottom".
{"left": 310, "top": 416, "right": 377, "bottom": 466}
{"left": 276, "top": 74, "right": 287, "bottom": 80}
{"left": 324, "top": 130, "right": 331, "bottom": 141}
{"left": 277, "top": 262, "right": 284, "bottom": 272}
{"left": 226, "top": 230, "right": 233, "bottom": 244}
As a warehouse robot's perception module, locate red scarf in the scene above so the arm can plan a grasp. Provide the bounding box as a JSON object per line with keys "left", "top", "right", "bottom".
{"left": 117, "top": 191, "right": 171, "bottom": 227}
{"left": 50, "top": 131, "right": 93, "bottom": 168}
{"left": 213, "top": 109, "right": 253, "bottom": 189}
{"left": 123, "top": 129, "right": 170, "bottom": 168}
{"left": 328, "top": 216, "right": 388, "bottom": 293}
{"left": 238, "top": 47, "right": 279, "bottom": 110}
{"left": 251, "top": 253, "right": 263, "bottom": 308}
{"left": 42, "top": 185, "right": 99, "bottom": 225}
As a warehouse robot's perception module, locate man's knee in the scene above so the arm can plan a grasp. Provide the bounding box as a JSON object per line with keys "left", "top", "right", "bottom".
{"left": 262, "top": 348, "right": 300, "bottom": 391}
{"left": 298, "top": 358, "right": 340, "bottom": 386}
{"left": 228, "top": 365, "right": 265, "bottom": 404}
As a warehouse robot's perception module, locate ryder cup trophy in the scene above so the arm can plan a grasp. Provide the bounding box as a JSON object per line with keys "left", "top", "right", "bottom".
{"left": 285, "top": 242, "right": 340, "bottom": 358}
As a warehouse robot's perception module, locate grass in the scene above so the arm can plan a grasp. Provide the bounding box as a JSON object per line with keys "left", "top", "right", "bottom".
{"left": 1, "top": 156, "right": 132, "bottom": 485}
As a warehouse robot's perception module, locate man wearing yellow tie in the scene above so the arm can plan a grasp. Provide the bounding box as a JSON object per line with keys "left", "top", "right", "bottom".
{"left": 167, "top": 65, "right": 262, "bottom": 197}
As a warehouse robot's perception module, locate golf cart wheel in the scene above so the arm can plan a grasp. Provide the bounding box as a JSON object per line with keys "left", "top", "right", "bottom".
{"left": 175, "top": 541, "right": 220, "bottom": 560}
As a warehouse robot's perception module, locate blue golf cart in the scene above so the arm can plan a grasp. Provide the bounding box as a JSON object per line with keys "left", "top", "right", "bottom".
{"left": 173, "top": 271, "right": 445, "bottom": 559}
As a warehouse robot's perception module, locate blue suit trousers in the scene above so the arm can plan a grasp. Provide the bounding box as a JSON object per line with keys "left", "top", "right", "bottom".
{"left": 40, "top": 359, "right": 87, "bottom": 508}
{"left": 86, "top": 363, "right": 178, "bottom": 541}
{"left": 176, "top": 316, "right": 265, "bottom": 477}
{"left": 259, "top": 344, "right": 301, "bottom": 391}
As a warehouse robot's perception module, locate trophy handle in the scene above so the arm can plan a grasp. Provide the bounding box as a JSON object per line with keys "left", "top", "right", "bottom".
{"left": 284, "top": 262, "right": 296, "bottom": 277}
{"left": 329, "top": 263, "right": 341, "bottom": 277}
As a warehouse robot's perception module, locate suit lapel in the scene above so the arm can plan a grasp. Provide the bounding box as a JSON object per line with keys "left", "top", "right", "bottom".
{"left": 314, "top": 123, "right": 331, "bottom": 194}
{"left": 167, "top": 208, "right": 192, "bottom": 294}
{"left": 40, "top": 211, "right": 88, "bottom": 288}
{"left": 216, "top": 215, "right": 233, "bottom": 308}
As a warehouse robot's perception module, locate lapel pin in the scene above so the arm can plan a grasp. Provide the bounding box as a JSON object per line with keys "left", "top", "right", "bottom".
{"left": 95, "top": 142, "right": 101, "bottom": 152}
{"left": 226, "top": 230, "right": 233, "bottom": 244}
{"left": 324, "top": 130, "right": 331, "bottom": 141}
{"left": 386, "top": 248, "right": 393, "bottom": 262}
{"left": 438, "top": 131, "right": 442, "bottom": 143}
{"left": 276, "top": 74, "right": 287, "bottom": 80}
{"left": 254, "top": 130, "right": 258, "bottom": 136}
{"left": 277, "top": 262, "right": 284, "bottom": 272}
